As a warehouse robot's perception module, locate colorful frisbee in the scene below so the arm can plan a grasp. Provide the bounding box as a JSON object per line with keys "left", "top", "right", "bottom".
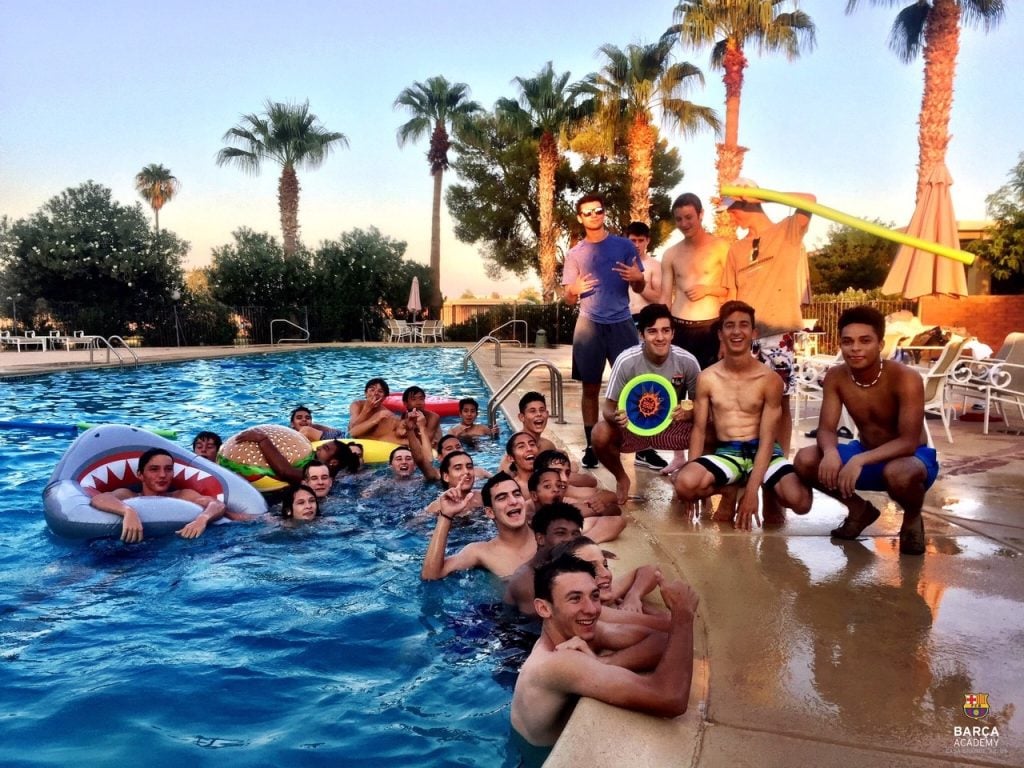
{"left": 618, "top": 374, "right": 677, "bottom": 436}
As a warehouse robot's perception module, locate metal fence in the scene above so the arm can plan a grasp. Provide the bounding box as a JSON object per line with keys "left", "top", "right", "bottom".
{"left": 803, "top": 298, "right": 915, "bottom": 352}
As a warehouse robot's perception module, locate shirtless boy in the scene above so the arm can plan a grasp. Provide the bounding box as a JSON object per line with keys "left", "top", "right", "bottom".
{"left": 504, "top": 502, "right": 585, "bottom": 615}
{"left": 290, "top": 405, "right": 344, "bottom": 442}
{"left": 510, "top": 554, "right": 699, "bottom": 753}
{"left": 660, "top": 193, "right": 729, "bottom": 370}
{"left": 401, "top": 386, "right": 442, "bottom": 446}
{"left": 89, "top": 448, "right": 227, "bottom": 543}
{"left": 420, "top": 472, "right": 537, "bottom": 580}
{"left": 673, "top": 301, "right": 812, "bottom": 529}
{"left": 449, "top": 398, "right": 498, "bottom": 438}
{"left": 348, "top": 378, "right": 408, "bottom": 443}
{"left": 423, "top": 450, "right": 483, "bottom": 517}
{"left": 793, "top": 306, "right": 939, "bottom": 555}
{"left": 518, "top": 392, "right": 597, "bottom": 489}
{"left": 528, "top": 464, "right": 625, "bottom": 544}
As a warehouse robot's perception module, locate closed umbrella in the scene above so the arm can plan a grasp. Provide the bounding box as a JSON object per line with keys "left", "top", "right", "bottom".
{"left": 882, "top": 163, "right": 968, "bottom": 300}
{"left": 407, "top": 276, "right": 423, "bottom": 321}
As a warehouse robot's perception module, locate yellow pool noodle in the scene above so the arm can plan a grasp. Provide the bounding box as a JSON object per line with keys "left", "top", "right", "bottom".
{"left": 721, "top": 185, "right": 975, "bottom": 266}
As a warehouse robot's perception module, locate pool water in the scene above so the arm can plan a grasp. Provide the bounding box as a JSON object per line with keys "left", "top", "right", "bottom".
{"left": 0, "top": 348, "right": 530, "bottom": 766}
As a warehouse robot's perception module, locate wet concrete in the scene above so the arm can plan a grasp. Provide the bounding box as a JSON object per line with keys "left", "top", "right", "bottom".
{"left": 5, "top": 340, "right": 1021, "bottom": 765}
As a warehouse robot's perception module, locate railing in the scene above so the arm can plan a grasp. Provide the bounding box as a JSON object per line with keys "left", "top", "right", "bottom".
{"left": 88, "top": 336, "right": 139, "bottom": 367}
{"left": 486, "top": 360, "right": 566, "bottom": 429}
{"left": 489, "top": 319, "right": 528, "bottom": 347}
{"left": 271, "top": 319, "right": 310, "bottom": 344}
{"left": 463, "top": 336, "right": 502, "bottom": 371}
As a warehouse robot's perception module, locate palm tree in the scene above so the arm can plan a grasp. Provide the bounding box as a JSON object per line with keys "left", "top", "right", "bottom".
{"left": 134, "top": 164, "right": 180, "bottom": 235}
{"left": 394, "top": 76, "right": 482, "bottom": 310}
{"left": 496, "top": 62, "right": 592, "bottom": 300}
{"left": 846, "top": 0, "right": 1004, "bottom": 202}
{"left": 217, "top": 100, "right": 348, "bottom": 256}
{"left": 587, "top": 39, "right": 720, "bottom": 224}
{"left": 665, "top": 1, "right": 816, "bottom": 235}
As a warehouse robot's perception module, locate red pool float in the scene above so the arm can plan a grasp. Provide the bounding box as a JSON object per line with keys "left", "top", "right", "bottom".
{"left": 383, "top": 394, "right": 461, "bottom": 417}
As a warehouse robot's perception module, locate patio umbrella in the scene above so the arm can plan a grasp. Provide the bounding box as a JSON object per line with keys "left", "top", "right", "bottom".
{"left": 882, "top": 163, "right": 968, "bottom": 300}
{"left": 407, "top": 276, "right": 423, "bottom": 317}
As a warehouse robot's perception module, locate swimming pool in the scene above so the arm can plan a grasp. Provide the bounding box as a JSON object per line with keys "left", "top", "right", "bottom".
{"left": 0, "top": 348, "right": 528, "bottom": 766}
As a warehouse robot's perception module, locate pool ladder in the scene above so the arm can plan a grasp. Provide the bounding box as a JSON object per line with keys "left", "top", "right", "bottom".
{"left": 486, "top": 360, "right": 567, "bottom": 429}
{"left": 88, "top": 336, "right": 139, "bottom": 367}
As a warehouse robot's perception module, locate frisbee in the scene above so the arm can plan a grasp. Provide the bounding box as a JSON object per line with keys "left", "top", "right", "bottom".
{"left": 618, "top": 374, "right": 677, "bottom": 437}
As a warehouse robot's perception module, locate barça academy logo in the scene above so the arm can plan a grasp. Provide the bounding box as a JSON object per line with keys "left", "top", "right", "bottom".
{"left": 963, "top": 693, "right": 990, "bottom": 719}
{"left": 952, "top": 693, "right": 998, "bottom": 750}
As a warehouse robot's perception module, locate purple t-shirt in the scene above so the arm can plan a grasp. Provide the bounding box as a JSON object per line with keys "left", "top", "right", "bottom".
{"left": 562, "top": 234, "right": 641, "bottom": 324}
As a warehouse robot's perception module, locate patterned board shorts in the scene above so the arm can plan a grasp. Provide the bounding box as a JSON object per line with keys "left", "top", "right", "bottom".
{"left": 694, "top": 439, "right": 795, "bottom": 489}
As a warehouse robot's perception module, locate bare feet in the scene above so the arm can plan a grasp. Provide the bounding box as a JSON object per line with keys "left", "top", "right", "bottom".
{"left": 659, "top": 452, "right": 688, "bottom": 476}
{"left": 614, "top": 474, "right": 630, "bottom": 505}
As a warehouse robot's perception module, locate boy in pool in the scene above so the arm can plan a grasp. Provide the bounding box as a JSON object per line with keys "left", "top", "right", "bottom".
{"left": 191, "top": 431, "right": 222, "bottom": 462}
{"left": 89, "top": 448, "right": 227, "bottom": 543}
{"left": 280, "top": 484, "right": 320, "bottom": 522}
{"left": 510, "top": 554, "right": 699, "bottom": 753}
{"left": 400, "top": 386, "right": 443, "bottom": 446}
{"left": 423, "top": 450, "right": 482, "bottom": 517}
{"left": 517, "top": 392, "right": 597, "bottom": 489}
{"left": 349, "top": 378, "right": 408, "bottom": 444}
{"left": 420, "top": 472, "right": 537, "bottom": 581}
{"left": 438, "top": 434, "right": 492, "bottom": 480}
{"left": 303, "top": 460, "right": 333, "bottom": 499}
{"left": 449, "top": 397, "right": 499, "bottom": 438}
{"left": 504, "top": 502, "right": 585, "bottom": 615}
{"left": 289, "top": 405, "right": 344, "bottom": 441}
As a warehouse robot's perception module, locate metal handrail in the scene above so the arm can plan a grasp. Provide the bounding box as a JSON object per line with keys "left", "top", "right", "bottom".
{"left": 271, "top": 319, "right": 310, "bottom": 344}
{"left": 88, "top": 336, "right": 139, "bottom": 366}
{"left": 487, "top": 359, "right": 566, "bottom": 429}
{"left": 489, "top": 319, "right": 528, "bottom": 347}
{"left": 463, "top": 335, "right": 502, "bottom": 371}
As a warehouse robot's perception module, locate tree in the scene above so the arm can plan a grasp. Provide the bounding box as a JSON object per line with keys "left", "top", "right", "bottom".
{"left": 809, "top": 220, "right": 899, "bottom": 294}
{"left": 496, "top": 63, "right": 593, "bottom": 300}
{"left": 586, "top": 39, "right": 719, "bottom": 223}
{"left": 665, "top": 1, "right": 816, "bottom": 235}
{"left": 447, "top": 115, "right": 683, "bottom": 281}
{"left": 0, "top": 181, "right": 187, "bottom": 333}
{"left": 310, "top": 227, "right": 431, "bottom": 341}
{"left": 134, "top": 163, "right": 181, "bottom": 235}
{"left": 394, "top": 76, "right": 482, "bottom": 311}
{"left": 968, "top": 152, "right": 1024, "bottom": 290}
{"left": 208, "top": 228, "right": 309, "bottom": 308}
{"left": 846, "top": 0, "right": 1004, "bottom": 202}
{"left": 217, "top": 100, "right": 348, "bottom": 256}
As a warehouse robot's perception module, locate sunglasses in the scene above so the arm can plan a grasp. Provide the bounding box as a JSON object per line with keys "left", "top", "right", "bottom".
{"left": 750, "top": 237, "right": 761, "bottom": 263}
{"left": 579, "top": 208, "right": 604, "bottom": 217}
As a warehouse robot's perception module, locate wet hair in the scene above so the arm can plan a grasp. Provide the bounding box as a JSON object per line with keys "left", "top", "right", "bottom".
{"left": 671, "top": 192, "right": 703, "bottom": 215}
{"left": 534, "top": 552, "right": 596, "bottom": 603}
{"left": 718, "top": 300, "right": 756, "bottom": 326}
{"left": 290, "top": 405, "right": 311, "bottom": 423}
{"left": 530, "top": 501, "right": 584, "bottom": 534}
{"left": 518, "top": 391, "right": 546, "bottom": 414}
{"left": 481, "top": 471, "right": 515, "bottom": 508}
{"left": 323, "top": 440, "right": 359, "bottom": 475}
{"left": 505, "top": 431, "right": 533, "bottom": 457}
{"left": 191, "top": 431, "right": 221, "bottom": 451}
{"left": 138, "top": 448, "right": 173, "bottom": 473}
{"left": 281, "top": 484, "right": 320, "bottom": 519}
{"left": 550, "top": 535, "right": 597, "bottom": 559}
{"left": 838, "top": 305, "right": 885, "bottom": 341}
{"left": 637, "top": 302, "right": 673, "bottom": 333}
{"left": 365, "top": 377, "right": 390, "bottom": 397}
{"left": 388, "top": 445, "right": 413, "bottom": 464}
{"left": 625, "top": 221, "right": 650, "bottom": 238}
{"left": 528, "top": 467, "right": 562, "bottom": 494}
{"left": 347, "top": 441, "right": 364, "bottom": 456}
{"left": 576, "top": 193, "right": 605, "bottom": 215}
{"left": 303, "top": 459, "right": 328, "bottom": 479}
{"left": 402, "top": 385, "right": 425, "bottom": 405}
{"left": 534, "top": 449, "right": 570, "bottom": 471}
{"left": 438, "top": 450, "right": 472, "bottom": 490}
{"left": 437, "top": 434, "right": 463, "bottom": 454}
{"left": 458, "top": 397, "right": 479, "bottom": 411}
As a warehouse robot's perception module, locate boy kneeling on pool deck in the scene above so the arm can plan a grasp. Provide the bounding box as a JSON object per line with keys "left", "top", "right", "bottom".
{"left": 510, "top": 553, "right": 699, "bottom": 755}
{"left": 793, "top": 305, "right": 938, "bottom": 555}
{"left": 673, "top": 301, "right": 812, "bottom": 529}
{"left": 592, "top": 303, "right": 701, "bottom": 504}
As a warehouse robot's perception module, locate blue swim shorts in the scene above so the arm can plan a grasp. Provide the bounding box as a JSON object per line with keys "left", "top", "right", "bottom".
{"left": 835, "top": 440, "right": 939, "bottom": 491}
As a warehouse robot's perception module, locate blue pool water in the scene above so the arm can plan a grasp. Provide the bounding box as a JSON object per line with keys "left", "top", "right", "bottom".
{"left": 0, "top": 348, "right": 531, "bottom": 766}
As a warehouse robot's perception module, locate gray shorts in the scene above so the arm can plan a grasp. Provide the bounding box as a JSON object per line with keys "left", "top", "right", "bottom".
{"left": 571, "top": 316, "right": 638, "bottom": 384}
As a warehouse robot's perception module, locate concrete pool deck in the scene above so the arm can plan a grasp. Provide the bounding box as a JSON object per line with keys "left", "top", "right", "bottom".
{"left": 3, "top": 341, "right": 1022, "bottom": 766}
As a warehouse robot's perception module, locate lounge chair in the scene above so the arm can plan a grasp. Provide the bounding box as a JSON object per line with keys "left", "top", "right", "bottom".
{"left": 416, "top": 320, "right": 444, "bottom": 343}
{"left": 0, "top": 330, "right": 47, "bottom": 351}
{"left": 920, "top": 335, "right": 966, "bottom": 446}
{"left": 385, "top": 319, "right": 414, "bottom": 343}
{"left": 949, "top": 333, "right": 1024, "bottom": 434}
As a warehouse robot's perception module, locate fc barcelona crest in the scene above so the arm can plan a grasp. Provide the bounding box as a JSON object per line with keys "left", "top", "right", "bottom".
{"left": 963, "top": 693, "right": 990, "bottom": 720}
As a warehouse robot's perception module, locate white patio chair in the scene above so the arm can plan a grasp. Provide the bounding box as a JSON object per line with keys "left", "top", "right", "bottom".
{"left": 920, "top": 336, "right": 966, "bottom": 446}
{"left": 418, "top": 320, "right": 443, "bottom": 343}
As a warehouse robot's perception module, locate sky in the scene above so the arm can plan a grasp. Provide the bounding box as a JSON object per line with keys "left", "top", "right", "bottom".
{"left": 1, "top": 1, "right": 1021, "bottom": 299}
